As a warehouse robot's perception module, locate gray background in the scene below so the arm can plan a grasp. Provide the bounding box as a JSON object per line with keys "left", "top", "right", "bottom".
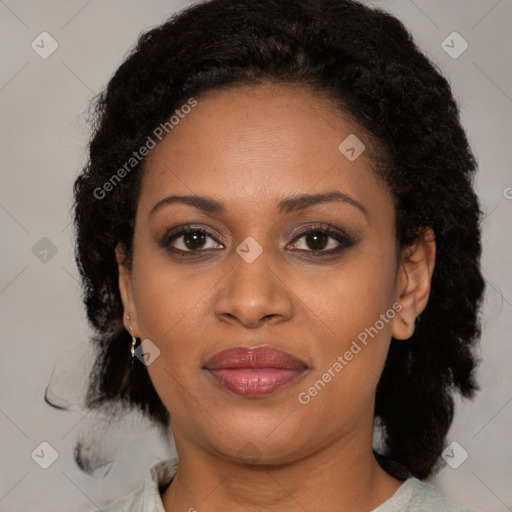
{"left": 1, "top": 1, "right": 511, "bottom": 511}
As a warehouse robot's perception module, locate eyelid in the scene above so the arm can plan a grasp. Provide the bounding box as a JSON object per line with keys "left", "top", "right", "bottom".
{"left": 290, "top": 222, "right": 351, "bottom": 240}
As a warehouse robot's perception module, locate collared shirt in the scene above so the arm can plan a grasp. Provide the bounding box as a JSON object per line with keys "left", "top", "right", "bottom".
{"left": 95, "top": 457, "right": 474, "bottom": 512}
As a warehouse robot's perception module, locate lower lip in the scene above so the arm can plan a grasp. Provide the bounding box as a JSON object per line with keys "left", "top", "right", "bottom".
{"left": 206, "top": 368, "right": 305, "bottom": 397}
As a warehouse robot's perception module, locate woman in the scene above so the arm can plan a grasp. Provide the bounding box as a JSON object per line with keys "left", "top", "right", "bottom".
{"left": 72, "top": 0, "right": 484, "bottom": 510}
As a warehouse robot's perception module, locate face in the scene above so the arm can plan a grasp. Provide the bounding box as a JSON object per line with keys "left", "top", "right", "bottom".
{"left": 116, "top": 82, "right": 435, "bottom": 465}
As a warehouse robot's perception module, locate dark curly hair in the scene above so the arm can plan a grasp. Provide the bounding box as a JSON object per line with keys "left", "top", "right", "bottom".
{"left": 70, "top": 0, "right": 485, "bottom": 480}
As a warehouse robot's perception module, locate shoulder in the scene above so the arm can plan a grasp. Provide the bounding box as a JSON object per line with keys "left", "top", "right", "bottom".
{"left": 373, "top": 477, "right": 474, "bottom": 512}
{"left": 93, "top": 457, "right": 179, "bottom": 512}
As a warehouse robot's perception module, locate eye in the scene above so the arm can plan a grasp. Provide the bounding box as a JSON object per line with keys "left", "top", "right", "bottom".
{"left": 160, "top": 223, "right": 356, "bottom": 257}
{"left": 163, "top": 226, "right": 224, "bottom": 253}
{"left": 288, "top": 225, "right": 355, "bottom": 254}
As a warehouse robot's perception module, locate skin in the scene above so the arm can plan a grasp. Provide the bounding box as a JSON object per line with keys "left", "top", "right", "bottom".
{"left": 115, "top": 82, "right": 436, "bottom": 512}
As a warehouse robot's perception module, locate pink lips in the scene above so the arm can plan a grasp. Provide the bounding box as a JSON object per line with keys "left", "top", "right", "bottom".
{"left": 204, "top": 345, "right": 308, "bottom": 397}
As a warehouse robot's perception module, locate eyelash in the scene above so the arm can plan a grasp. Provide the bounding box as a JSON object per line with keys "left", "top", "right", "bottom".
{"left": 160, "top": 223, "right": 356, "bottom": 257}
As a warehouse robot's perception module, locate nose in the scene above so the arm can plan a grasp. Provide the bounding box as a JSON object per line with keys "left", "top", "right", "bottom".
{"left": 213, "top": 248, "right": 294, "bottom": 329}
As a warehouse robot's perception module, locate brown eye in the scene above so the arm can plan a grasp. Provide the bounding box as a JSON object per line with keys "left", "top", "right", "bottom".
{"left": 288, "top": 225, "right": 356, "bottom": 255}
{"left": 182, "top": 231, "right": 207, "bottom": 250}
{"left": 304, "top": 231, "right": 329, "bottom": 251}
{"left": 163, "top": 227, "right": 224, "bottom": 253}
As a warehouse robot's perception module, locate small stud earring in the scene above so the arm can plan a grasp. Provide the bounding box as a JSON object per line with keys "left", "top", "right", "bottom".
{"left": 126, "top": 315, "right": 138, "bottom": 361}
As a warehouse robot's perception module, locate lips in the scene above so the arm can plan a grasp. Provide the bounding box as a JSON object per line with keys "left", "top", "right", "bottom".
{"left": 204, "top": 345, "right": 308, "bottom": 397}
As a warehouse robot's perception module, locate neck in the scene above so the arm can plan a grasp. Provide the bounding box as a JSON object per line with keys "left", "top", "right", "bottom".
{"left": 162, "top": 427, "right": 403, "bottom": 512}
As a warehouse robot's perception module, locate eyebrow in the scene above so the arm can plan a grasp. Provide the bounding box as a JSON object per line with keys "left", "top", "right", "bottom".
{"left": 149, "top": 191, "right": 369, "bottom": 219}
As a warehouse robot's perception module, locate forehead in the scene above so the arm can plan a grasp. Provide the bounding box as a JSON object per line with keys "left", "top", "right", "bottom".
{"left": 137, "top": 82, "right": 393, "bottom": 222}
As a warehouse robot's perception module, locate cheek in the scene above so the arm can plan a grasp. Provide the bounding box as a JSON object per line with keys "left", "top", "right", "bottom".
{"left": 131, "top": 261, "right": 207, "bottom": 419}
{"left": 132, "top": 246, "right": 213, "bottom": 337}
{"left": 294, "top": 246, "right": 397, "bottom": 406}
{"left": 130, "top": 251, "right": 213, "bottom": 389}
{"left": 299, "top": 248, "right": 397, "bottom": 348}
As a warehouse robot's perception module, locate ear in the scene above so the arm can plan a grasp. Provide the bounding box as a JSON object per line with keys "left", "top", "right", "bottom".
{"left": 115, "top": 242, "right": 140, "bottom": 337}
{"left": 391, "top": 227, "right": 436, "bottom": 340}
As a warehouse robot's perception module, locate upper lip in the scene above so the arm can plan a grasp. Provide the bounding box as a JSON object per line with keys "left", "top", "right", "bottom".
{"left": 204, "top": 345, "right": 308, "bottom": 370}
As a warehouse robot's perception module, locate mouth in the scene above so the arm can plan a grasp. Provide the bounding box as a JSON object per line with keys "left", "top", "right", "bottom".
{"left": 203, "top": 345, "right": 309, "bottom": 397}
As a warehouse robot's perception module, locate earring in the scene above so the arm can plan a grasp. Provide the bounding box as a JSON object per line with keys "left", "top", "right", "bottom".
{"left": 126, "top": 315, "right": 138, "bottom": 361}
